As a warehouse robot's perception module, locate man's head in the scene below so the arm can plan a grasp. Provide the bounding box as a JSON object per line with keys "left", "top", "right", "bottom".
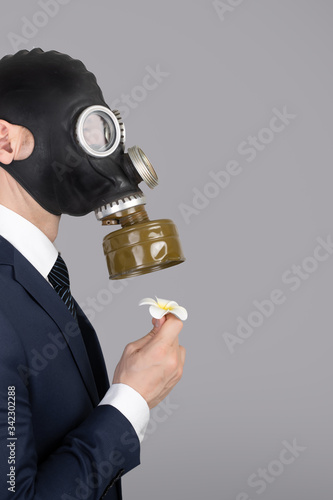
{"left": 0, "top": 48, "right": 143, "bottom": 216}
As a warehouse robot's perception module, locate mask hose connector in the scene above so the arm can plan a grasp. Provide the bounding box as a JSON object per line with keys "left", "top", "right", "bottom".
{"left": 127, "top": 146, "right": 158, "bottom": 189}
{"left": 101, "top": 206, "right": 150, "bottom": 227}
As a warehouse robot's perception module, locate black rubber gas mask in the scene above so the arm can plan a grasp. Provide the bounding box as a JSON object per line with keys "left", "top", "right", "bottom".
{"left": 0, "top": 49, "right": 185, "bottom": 279}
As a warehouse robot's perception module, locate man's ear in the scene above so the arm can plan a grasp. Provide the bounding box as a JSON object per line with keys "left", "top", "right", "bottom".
{"left": 0, "top": 120, "right": 15, "bottom": 165}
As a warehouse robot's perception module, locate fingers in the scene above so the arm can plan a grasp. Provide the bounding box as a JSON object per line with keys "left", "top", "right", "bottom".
{"left": 150, "top": 313, "right": 183, "bottom": 347}
{"left": 125, "top": 313, "right": 183, "bottom": 355}
{"left": 126, "top": 315, "right": 168, "bottom": 353}
{"left": 179, "top": 345, "right": 186, "bottom": 365}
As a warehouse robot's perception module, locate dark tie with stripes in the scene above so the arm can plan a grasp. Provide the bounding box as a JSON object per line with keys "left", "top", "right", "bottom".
{"left": 48, "top": 253, "right": 77, "bottom": 319}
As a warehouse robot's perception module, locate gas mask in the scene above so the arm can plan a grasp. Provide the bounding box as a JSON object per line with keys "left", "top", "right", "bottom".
{"left": 0, "top": 49, "right": 185, "bottom": 279}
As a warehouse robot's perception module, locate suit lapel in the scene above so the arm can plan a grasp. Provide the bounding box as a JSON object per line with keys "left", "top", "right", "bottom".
{"left": 0, "top": 237, "right": 100, "bottom": 407}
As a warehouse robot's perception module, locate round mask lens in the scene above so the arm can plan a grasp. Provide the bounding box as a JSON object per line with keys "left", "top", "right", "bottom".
{"left": 76, "top": 106, "right": 121, "bottom": 157}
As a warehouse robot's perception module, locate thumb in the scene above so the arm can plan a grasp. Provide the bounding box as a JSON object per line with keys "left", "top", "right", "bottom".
{"left": 131, "top": 315, "right": 167, "bottom": 351}
{"left": 151, "top": 315, "right": 167, "bottom": 333}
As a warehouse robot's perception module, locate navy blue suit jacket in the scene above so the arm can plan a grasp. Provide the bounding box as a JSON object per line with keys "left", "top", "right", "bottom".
{"left": 0, "top": 236, "right": 140, "bottom": 499}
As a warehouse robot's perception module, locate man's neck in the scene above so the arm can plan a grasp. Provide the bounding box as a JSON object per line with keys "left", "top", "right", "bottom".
{"left": 0, "top": 201, "right": 60, "bottom": 243}
{"left": 0, "top": 170, "right": 60, "bottom": 242}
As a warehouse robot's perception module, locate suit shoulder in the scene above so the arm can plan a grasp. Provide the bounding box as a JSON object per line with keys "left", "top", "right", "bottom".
{"left": 0, "top": 307, "right": 27, "bottom": 367}
{"left": 0, "top": 265, "right": 25, "bottom": 315}
{"left": 0, "top": 267, "right": 27, "bottom": 360}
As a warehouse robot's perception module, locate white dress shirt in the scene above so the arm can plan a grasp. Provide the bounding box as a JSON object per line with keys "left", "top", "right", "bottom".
{"left": 0, "top": 204, "right": 149, "bottom": 442}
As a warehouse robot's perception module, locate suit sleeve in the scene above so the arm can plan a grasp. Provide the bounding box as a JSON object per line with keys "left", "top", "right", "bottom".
{"left": 0, "top": 313, "right": 140, "bottom": 500}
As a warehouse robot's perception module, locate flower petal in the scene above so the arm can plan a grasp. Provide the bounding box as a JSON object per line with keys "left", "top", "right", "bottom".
{"left": 155, "top": 297, "right": 170, "bottom": 308}
{"left": 139, "top": 297, "right": 157, "bottom": 307}
{"left": 164, "top": 301, "right": 179, "bottom": 309}
{"left": 149, "top": 305, "right": 168, "bottom": 319}
{"left": 169, "top": 305, "right": 188, "bottom": 321}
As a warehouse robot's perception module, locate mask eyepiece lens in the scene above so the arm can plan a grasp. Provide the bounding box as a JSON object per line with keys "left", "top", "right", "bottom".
{"left": 76, "top": 106, "right": 121, "bottom": 157}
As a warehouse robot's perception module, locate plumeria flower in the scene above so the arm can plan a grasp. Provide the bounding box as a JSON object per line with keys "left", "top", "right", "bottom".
{"left": 139, "top": 296, "right": 188, "bottom": 321}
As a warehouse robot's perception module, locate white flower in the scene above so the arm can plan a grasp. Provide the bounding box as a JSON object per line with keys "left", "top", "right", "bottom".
{"left": 139, "top": 296, "right": 188, "bottom": 321}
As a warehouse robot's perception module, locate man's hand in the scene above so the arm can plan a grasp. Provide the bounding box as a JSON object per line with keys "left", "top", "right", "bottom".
{"left": 112, "top": 314, "right": 186, "bottom": 409}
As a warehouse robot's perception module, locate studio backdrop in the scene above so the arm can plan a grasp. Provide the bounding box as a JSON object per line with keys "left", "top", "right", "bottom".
{"left": 1, "top": 1, "right": 332, "bottom": 499}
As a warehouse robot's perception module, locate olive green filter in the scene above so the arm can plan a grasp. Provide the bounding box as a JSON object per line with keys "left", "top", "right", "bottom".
{"left": 103, "top": 219, "right": 185, "bottom": 279}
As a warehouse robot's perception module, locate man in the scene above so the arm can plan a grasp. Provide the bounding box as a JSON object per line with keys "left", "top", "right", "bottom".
{"left": 0, "top": 48, "right": 185, "bottom": 499}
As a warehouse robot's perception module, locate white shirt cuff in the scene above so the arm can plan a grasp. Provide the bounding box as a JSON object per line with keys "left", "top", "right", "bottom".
{"left": 99, "top": 384, "right": 150, "bottom": 443}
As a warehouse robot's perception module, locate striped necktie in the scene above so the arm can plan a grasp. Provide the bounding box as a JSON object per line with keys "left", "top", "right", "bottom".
{"left": 48, "top": 253, "right": 77, "bottom": 319}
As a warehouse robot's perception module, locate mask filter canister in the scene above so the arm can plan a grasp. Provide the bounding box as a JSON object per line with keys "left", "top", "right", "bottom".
{"left": 95, "top": 146, "right": 185, "bottom": 279}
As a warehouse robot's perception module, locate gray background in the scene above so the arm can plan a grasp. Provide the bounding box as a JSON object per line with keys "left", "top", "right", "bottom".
{"left": 2, "top": 1, "right": 333, "bottom": 498}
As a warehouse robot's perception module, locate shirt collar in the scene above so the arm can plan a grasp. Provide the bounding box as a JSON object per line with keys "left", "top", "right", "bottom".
{"left": 0, "top": 204, "right": 59, "bottom": 280}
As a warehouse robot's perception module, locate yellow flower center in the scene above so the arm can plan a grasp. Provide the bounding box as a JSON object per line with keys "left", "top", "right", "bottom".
{"left": 158, "top": 303, "right": 173, "bottom": 311}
